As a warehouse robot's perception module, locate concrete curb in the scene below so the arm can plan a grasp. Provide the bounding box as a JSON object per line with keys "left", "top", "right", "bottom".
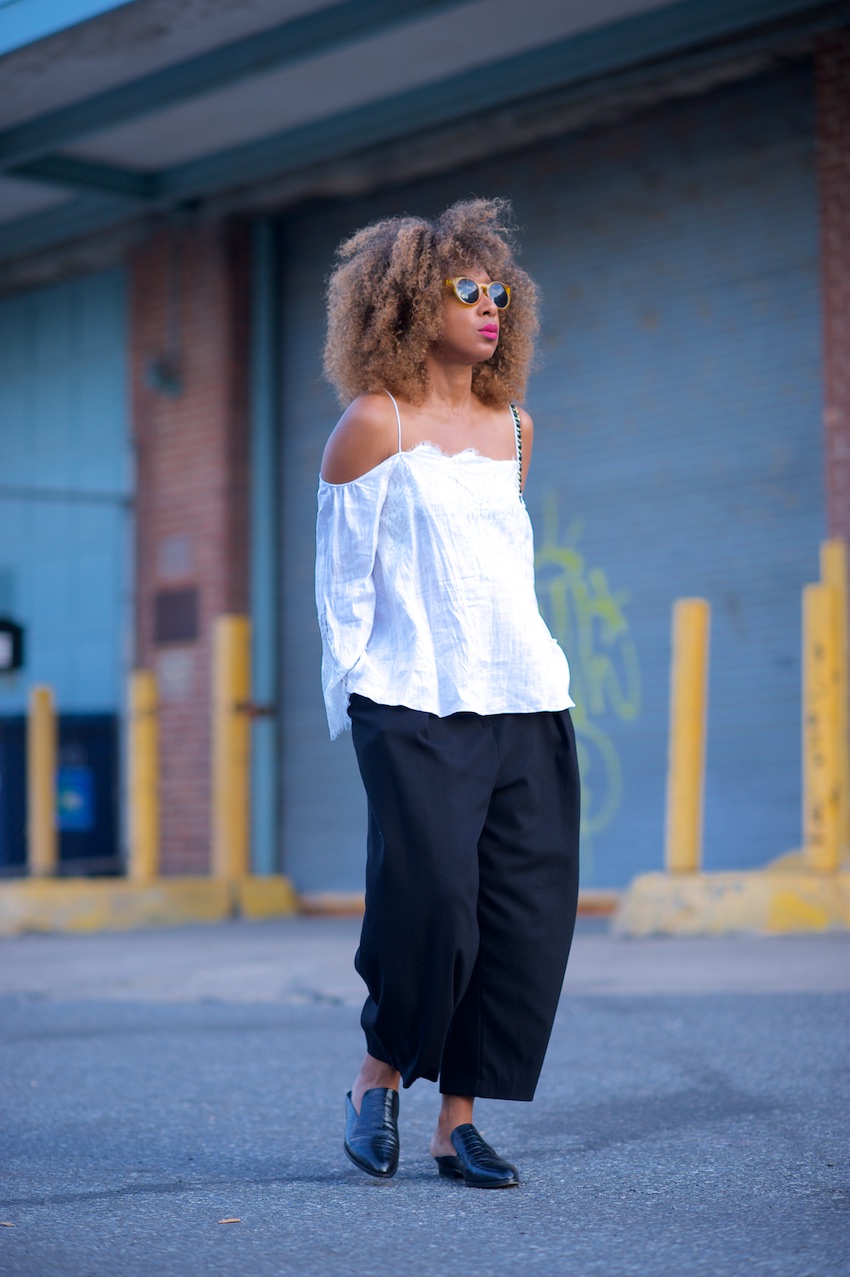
{"left": 0, "top": 875, "right": 299, "bottom": 936}
{"left": 298, "top": 889, "right": 621, "bottom": 917}
{"left": 614, "top": 870, "right": 850, "bottom": 936}
{"left": 0, "top": 879, "right": 618, "bottom": 935}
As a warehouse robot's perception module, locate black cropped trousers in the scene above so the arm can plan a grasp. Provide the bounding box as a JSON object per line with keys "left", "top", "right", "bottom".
{"left": 348, "top": 694, "right": 580, "bottom": 1102}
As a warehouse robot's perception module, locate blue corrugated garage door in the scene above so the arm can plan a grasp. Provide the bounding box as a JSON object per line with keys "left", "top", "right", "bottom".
{"left": 0, "top": 269, "right": 131, "bottom": 867}
{"left": 279, "top": 63, "right": 823, "bottom": 892}
{"left": 0, "top": 268, "right": 131, "bottom": 712}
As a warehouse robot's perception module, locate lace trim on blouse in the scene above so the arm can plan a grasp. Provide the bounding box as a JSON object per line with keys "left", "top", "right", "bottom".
{"left": 315, "top": 399, "right": 569, "bottom": 739}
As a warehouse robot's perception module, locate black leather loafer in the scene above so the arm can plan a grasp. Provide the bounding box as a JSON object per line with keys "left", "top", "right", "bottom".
{"left": 434, "top": 1123, "right": 519, "bottom": 1188}
{"left": 344, "top": 1088, "right": 400, "bottom": 1179}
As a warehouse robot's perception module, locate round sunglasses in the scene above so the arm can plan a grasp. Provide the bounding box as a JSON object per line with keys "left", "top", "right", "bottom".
{"left": 445, "top": 277, "right": 511, "bottom": 310}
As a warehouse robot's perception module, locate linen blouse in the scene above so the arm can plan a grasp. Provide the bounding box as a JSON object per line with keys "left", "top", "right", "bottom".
{"left": 315, "top": 394, "right": 573, "bottom": 739}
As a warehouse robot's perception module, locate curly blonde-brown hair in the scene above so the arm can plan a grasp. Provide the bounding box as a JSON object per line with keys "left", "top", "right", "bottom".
{"left": 323, "top": 197, "right": 538, "bottom": 407}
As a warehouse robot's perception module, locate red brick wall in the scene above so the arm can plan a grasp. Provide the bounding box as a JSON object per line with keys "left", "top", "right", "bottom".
{"left": 131, "top": 218, "right": 251, "bottom": 875}
{"left": 816, "top": 28, "right": 850, "bottom": 548}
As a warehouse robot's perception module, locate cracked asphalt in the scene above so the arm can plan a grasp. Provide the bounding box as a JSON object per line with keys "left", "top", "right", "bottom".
{"left": 0, "top": 917, "right": 848, "bottom": 1276}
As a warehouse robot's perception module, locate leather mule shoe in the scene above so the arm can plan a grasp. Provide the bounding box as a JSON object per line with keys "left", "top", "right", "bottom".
{"left": 434, "top": 1123, "right": 519, "bottom": 1189}
{"left": 344, "top": 1088, "right": 400, "bottom": 1179}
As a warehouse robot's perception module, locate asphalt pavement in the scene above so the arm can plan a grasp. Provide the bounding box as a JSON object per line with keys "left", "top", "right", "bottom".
{"left": 0, "top": 916, "right": 848, "bottom": 1277}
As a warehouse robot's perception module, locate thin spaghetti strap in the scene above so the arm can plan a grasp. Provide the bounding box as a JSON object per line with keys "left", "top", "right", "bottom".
{"left": 384, "top": 389, "right": 403, "bottom": 453}
{"left": 509, "top": 403, "right": 523, "bottom": 496}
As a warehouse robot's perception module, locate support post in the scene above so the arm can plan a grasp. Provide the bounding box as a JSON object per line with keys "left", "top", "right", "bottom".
{"left": 665, "top": 599, "right": 711, "bottom": 874}
{"left": 819, "top": 539, "right": 848, "bottom": 856}
{"left": 212, "top": 615, "right": 251, "bottom": 881}
{"left": 803, "top": 583, "right": 841, "bottom": 873}
{"left": 249, "top": 218, "right": 281, "bottom": 876}
{"left": 27, "top": 685, "right": 57, "bottom": 877}
{"left": 128, "top": 671, "right": 159, "bottom": 882}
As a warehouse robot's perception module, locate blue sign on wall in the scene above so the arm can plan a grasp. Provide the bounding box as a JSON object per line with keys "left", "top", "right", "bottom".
{"left": 57, "top": 766, "right": 95, "bottom": 832}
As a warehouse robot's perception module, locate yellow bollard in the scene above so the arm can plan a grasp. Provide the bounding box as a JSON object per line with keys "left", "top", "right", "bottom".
{"left": 819, "top": 539, "right": 848, "bottom": 855}
{"left": 212, "top": 615, "right": 251, "bottom": 881}
{"left": 129, "top": 671, "right": 159, "bottom": 882}
{"left": 27, "top": 685, "right": 57, "bottom": 877}
{"left": 665, "top": 599, "right": 711, "bottom": 874}
{"left": 803, "top": 582, "right": 841, "bottom": 873}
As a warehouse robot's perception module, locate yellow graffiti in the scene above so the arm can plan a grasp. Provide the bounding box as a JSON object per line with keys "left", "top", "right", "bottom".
{"left": 535, "top": 495, "right": 641, "bottom": 870}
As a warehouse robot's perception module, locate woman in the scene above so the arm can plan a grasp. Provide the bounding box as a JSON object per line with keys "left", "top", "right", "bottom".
{"left": 315, "top": 198, "right": 580, "bottom": 1188}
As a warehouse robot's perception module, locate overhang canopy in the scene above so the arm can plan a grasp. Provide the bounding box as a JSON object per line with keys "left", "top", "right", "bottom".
{"left": 0, "top": 0, "right": 844, "bottom": 274}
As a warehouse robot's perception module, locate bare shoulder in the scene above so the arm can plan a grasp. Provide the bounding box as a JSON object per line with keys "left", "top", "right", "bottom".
{"left": 320, "top": 393, "right": 399, "bottom": 484}
{"left": 516, "top": 405, "right": 534, "bottom": 487}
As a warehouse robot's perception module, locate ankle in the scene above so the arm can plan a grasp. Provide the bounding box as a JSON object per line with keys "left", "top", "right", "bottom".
{"left": 436, "top": 1095, "right": 474, "bottom": 1138}
{"left": 351, "top": 1056, "right": 400, "bottom": 1112}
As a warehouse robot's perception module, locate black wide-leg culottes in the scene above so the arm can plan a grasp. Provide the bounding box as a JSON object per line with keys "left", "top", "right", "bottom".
{"left": 348, "top": 694, "right": 581, "bottom": 1102}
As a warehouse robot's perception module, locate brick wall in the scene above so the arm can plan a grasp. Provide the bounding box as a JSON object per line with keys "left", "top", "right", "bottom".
{"left": 131, "top": 218, "right": 251, "bottom": 874}
{"left": 816, "top": 28, "right": 850, "bottom": 549}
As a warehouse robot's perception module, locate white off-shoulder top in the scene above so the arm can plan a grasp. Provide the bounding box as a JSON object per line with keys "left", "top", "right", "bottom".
{"left": 315, "top": 392, "right": 573, "bottom": 739}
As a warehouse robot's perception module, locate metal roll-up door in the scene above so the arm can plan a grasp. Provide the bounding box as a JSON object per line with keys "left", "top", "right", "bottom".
{"left": 279, "top": 63, "right": 823, "bottom": 892}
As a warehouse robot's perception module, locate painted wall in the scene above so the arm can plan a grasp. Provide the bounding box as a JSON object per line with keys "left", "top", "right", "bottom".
{"left": 279, "top": 63, "right": 824, "bottom": 891}
{"left": 0, "top": 267, "right": 132, "bottom": 715}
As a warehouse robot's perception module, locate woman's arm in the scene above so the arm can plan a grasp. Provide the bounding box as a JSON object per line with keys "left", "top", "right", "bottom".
{"left": 315, "top": 459, "right": 394, "bottom": 739}
{"left": 320, "top": 393, "right": 399, "bottom": 484}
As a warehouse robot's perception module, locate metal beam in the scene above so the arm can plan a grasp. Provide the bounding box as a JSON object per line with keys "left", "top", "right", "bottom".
{"left": 157, "top": 0, "right": 845, "bottom": 204}
{"left": 0, "top": 0, "right": 462, "bottom": 171}
{"left": 11, "top": 155, "right": 157, "bottom": 199}
{"left": 0, "top": 191, "right": 141, "bottom": 261}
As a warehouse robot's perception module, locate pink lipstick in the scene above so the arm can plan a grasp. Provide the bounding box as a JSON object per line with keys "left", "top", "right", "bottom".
{"left": 479, "top": 324, "right": 499, "bottom": 340}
